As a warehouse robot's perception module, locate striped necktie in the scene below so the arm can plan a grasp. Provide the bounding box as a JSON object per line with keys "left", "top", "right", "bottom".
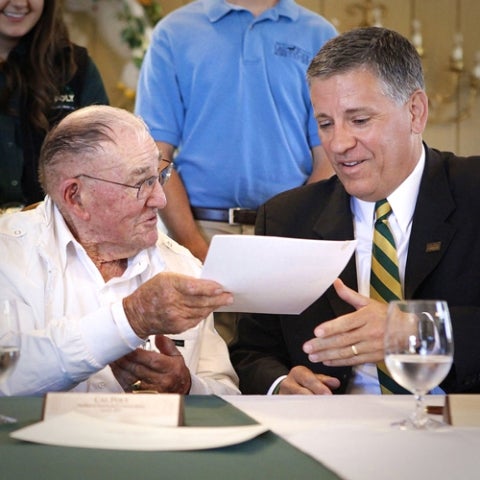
{"left": 370, "top": 199, "right": 410, "bottom": 394}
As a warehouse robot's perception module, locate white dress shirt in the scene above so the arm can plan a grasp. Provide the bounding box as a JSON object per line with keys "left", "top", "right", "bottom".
{"left": 0, "top": 197, "right": 239, "bottom": 396}
{"left": 347, "top": 148, "right": 425, "bottom": 393}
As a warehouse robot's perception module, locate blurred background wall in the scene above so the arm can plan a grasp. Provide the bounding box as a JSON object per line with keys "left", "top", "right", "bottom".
{"left": 63, "top": 0, "right": 480, "bottom": 156}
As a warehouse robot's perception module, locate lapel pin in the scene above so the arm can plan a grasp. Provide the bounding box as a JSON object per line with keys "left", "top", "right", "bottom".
{"left": 425, "top": 242, "right": 442, "bottom": 253}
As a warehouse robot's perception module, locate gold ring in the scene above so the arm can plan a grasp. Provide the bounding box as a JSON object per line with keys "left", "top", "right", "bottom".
{"left": 351, "top": 344, "right": 359, "bottom": 356}
{"left": 131, "top": 380, "right": 142, "bottom": 391}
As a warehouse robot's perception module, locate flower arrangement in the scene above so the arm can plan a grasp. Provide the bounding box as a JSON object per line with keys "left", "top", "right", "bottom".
{"left": 117, "top": 0, "right": 162, "bottom": 69}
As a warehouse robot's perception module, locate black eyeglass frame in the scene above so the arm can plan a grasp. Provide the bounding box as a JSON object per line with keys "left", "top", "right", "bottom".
{"left": 74, "top": 159, "right": 173, "bottom": 200}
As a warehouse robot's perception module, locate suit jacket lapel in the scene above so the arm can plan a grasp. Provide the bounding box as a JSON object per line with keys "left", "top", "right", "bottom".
{"left": 405, "top": 147, "right": 456, "bottom": 298}
{"left": 311, "top": 182, "right": 358, "bottom": 317}
{"left": 309, "top": 148, "right": 457, "bottom": 311}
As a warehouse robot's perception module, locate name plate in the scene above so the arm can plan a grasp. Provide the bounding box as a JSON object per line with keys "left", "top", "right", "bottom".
{"left": 444, "top": 394, "right": 480, "bottom": 427}
{"left": 43, "top": 392, "right": 184, "bottom": 426}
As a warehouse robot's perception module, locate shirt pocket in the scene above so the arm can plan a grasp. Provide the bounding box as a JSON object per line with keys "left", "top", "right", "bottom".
{"left": 166, "top": 323, "right": 202, "bottom": 368}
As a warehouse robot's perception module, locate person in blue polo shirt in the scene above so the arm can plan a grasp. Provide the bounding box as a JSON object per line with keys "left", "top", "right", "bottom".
{"left": 135, "top": 0, "right": 337, "bottom": 343}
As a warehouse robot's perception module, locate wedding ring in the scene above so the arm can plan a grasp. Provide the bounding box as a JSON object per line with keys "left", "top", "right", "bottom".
{"left": 131, "top": 380, "right": 142, "bottom": 391}
{"left": 351, "top": 344, "right": 359, "bottom": 356}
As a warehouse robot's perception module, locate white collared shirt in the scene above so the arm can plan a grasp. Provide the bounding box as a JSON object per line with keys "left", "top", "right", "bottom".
{"left": 0, "top": 198, "right": 239, "bottom": 396}
{"left": 347, "top": 148, "right": 425, "bottom": 393}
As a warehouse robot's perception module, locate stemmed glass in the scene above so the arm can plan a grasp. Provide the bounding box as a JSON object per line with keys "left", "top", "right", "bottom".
{"left": 384, "top": 299, "right": 453, "bottom": 430}
{"left": 0, "top": 298, "right": 21, "bottom": 424}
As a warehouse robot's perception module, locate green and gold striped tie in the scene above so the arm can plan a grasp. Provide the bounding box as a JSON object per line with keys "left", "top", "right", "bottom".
{"left": 370, "top": 199, "right": 410, "bottom": 394}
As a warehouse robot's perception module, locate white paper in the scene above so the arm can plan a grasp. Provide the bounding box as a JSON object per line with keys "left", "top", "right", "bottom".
{"left": 201, "top": 235, "right": 357, "bottom": 314}
{"left": 10, "top": 411, "right": 268, "bottom": 451}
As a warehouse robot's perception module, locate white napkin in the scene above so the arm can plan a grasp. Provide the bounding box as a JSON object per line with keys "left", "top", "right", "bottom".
{"left": 10, "top": 411, "right": 268, "bottom": 451}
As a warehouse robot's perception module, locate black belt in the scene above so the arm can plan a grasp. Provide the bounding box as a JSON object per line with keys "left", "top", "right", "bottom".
{"left": 192, "top": 207, "right": 257, "bottom": 225}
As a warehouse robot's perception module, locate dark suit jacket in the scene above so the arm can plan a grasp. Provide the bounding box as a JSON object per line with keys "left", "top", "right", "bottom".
{"left": 230, "top": 146, "right": 480, "bottom": 394}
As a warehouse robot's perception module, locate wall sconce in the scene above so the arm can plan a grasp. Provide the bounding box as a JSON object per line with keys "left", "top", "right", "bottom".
{"left": 414, "top": 25, "right": 480, "bottom": 124}
{"left": 347, "top": 0, "right": 385, "bottom": 27}
{"left": 346, "top": 0, "right": 479, "bottom": 124}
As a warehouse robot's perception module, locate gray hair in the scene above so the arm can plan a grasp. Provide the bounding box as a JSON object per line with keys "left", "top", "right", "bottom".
{"left": 38, "top": 105, "right": 151, "bottom": 194}
{"left": 307, "top": 27, "right": 425, "bottom": 104}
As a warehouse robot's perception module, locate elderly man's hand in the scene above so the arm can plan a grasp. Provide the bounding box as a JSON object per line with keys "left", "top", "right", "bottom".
{"left": 278, "top": 366, "right": 341, "bottom": 395}
{"left": 111, "top": 335, "right": 191, "bottom": 393}
{"left": 123, "top": 272, "right": 233, "bottom": 338}
{"left": 302, "top": 278, "right": 388, "bottom": 366}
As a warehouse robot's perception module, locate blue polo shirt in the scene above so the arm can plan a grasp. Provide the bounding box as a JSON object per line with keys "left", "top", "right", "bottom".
{"left": 135, "top": 0, "right": 336, "bottom": 209}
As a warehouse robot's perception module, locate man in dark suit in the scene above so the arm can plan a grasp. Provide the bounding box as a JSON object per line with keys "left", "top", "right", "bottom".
{"left": 230, "top": 26, "right": 480, "bottom": 395}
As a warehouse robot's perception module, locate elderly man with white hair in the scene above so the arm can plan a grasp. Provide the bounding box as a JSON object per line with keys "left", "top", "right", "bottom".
{"left": 0, "top": 105, "right": 239, "bottom": 397}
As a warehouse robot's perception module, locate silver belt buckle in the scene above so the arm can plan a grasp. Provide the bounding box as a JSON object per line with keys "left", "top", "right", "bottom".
{"left": 228, "top": 208, "right": 241, "bottom": 225}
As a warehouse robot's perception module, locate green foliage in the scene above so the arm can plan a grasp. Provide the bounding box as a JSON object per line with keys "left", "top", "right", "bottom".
{"left": 142, "top": 1, "right": 163, "bottom": 25}
{"left": 117, "top": 0, "right": 162, "bottom": 68}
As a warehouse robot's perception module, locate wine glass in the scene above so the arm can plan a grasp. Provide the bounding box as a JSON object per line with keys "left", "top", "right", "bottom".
{"left": 0, "top": 298, "right": 21, "bottom": 424}
{"left": 384, "top": 299, "right": 453, "bottom": 430}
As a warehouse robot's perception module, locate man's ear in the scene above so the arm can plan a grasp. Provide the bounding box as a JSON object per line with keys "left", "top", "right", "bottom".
{"left": 61, "top": 179, "right": 90, "bottom": 220}
{"left": 409, "top": 89, "right": 429, "bottom": 134}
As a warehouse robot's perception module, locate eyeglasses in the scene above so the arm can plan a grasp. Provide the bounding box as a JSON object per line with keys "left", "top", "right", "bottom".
{"left": 75, "top": 159, "right": 173, "bottom": 200}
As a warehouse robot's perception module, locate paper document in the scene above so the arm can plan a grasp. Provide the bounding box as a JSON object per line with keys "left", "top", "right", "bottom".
{"left": 201, "top": 235, "right": 357, "bottom": 314}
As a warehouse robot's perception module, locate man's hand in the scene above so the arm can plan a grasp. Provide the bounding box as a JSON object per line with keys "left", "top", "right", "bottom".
{"left": 278, "top": 366, "right": 341, "bottom": 395}
{"left": 111, "top": 335, "right": 191, "bottom": 393}
{"left": 302, "top": 278, "right": 388, "bottom": 366}
{"left": 123, "top": 272, "right": 233, "bottom": 338}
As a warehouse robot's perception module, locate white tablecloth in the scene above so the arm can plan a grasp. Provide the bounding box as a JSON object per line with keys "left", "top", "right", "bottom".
{"left": 224, "top": 395, "right": 480, "bottom": 480}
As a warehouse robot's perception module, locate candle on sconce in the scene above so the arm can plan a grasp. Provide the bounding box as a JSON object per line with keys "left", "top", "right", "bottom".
{"left": 471, "top": 51, "right": 480, "bottom": 88}
{"left": 450, "top": 32, "right": 464, "bottom": 71}
{"left": 371, "top": 7, "right": 382, "bottom": 27}
{"left": 411, "top": 19, "right": 423, "bottom": 57}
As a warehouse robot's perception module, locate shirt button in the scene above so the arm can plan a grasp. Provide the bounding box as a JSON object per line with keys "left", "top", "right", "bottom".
{"left": 11, "top": 180, "right": 19, "bottom": 186}
{"left": 98, "top": 382, "right": 106, "bottom": 389}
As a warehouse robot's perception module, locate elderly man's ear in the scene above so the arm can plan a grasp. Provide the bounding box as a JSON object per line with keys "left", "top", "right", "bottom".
{"left": 61, "top": 179, "right": 90, "bottom": 220}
